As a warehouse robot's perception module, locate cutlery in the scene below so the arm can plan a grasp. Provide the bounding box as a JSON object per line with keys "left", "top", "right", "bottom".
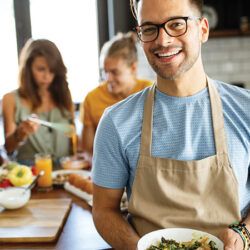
{"left": 28, "top": 116, "right": 74, "bottom": 135}
{"left": 23, "top": 170, "right": 45, "bottom": 193}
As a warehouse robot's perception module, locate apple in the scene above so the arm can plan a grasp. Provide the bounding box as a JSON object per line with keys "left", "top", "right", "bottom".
{"left": 8, "top": 165, "right": 33, "bottom": 187}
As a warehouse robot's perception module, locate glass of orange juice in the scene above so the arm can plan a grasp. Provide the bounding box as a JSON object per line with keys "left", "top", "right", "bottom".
{"left": 35, "top": 153, "right": 53, "bottom": 191}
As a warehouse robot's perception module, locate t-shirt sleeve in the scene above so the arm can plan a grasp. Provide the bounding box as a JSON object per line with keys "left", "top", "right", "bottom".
{"left": 144, "top": 79, "right": 153, "bottom": 87}
{"left": 82, "top": 96, "right": 94, "bottom": 127}
{"left": 92, "top": 111, "right": 129, "bottom": 189}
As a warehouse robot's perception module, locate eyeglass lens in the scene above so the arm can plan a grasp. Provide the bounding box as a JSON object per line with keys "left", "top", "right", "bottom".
{"left": 138, "top": 18, "right": 188, "bottom": 42}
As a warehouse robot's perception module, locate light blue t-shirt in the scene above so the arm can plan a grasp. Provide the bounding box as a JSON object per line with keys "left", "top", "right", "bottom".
{"left": 93, "top": 80, "right": 250, "bottom": 213}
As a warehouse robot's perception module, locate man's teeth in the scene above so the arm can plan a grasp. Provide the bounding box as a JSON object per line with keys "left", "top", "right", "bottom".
{"left": 157, "top": 50, "right": 181, "bottom": 57}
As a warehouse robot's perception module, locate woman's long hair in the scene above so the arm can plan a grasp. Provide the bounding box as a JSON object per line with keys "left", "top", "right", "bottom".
{"left": 18, "top": 39, "right": 74, "bottom": 117}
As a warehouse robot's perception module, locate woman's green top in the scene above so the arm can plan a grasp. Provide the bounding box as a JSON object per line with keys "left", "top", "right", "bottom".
{"left": 13, "top": 90, "right": 72, "bottom": 168}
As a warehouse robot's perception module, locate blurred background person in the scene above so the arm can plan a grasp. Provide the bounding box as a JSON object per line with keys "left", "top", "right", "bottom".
{"left": 2, "top": 38, "right": 74, "bottom": 168}
{"left": 80, "top": 32, "right": 152, "bottom": 157}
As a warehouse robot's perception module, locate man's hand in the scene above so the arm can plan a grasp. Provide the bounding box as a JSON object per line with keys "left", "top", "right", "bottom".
{"left": 219, "top": 228, "right": 244, "bottom": 250}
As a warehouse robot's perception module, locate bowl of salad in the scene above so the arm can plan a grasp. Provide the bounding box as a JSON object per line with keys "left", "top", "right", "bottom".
{"left": 137, "top": 228, "right": 223, "bottom": 250}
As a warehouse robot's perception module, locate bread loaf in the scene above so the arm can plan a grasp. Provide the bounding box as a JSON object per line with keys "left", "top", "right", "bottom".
{"left": 68, "top": 174, "right": 93, "bottom": 194}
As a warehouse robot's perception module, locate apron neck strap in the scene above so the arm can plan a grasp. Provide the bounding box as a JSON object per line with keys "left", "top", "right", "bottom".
{"left": 207, "top": 77, "right": 228, "bottom": 155}
{"left": 140, "top": 78, "right": 228, "bottom": 156}
{"left": 140, "top": 84, "right": 155, "bottom": 156}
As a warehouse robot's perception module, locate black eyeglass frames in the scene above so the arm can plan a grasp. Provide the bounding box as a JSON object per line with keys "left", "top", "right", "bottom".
{"left": 134, "top": 16, "right": 201, "bottom": 43}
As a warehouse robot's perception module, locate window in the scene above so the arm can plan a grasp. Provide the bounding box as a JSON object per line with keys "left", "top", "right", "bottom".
{"left": 30, "top": 0, "right": 100, "bottom": 103}
{"left": 0, "top": 0, "right": 19, "bottom": 100}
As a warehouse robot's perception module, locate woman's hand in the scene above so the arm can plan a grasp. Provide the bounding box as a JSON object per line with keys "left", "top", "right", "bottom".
{"left": 16, "top": 119, "right": 40, "bottom": 142}
{"left": 219, "top": 228, "right": 244, "bottom": 250}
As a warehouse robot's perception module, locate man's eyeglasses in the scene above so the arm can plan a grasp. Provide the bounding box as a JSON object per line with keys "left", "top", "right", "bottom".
{"left": 134, "top": 16, "right": 201, "bottom": 43}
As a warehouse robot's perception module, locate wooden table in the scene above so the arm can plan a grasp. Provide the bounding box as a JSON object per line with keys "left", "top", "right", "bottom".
{"left": 0, "top": 187, "right": 111, "bottom": 250}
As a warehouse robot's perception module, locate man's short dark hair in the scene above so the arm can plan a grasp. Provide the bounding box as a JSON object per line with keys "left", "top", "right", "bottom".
{"left": 130, "top": 0, "right": 204, "bottom": 19}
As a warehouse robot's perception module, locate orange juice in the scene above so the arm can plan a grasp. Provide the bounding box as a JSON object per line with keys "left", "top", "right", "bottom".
{"left": 35, "top": 154, "right": 52, "bottom": 189}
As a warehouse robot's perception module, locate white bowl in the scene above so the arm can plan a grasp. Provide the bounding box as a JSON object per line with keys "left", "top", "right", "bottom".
{"left": 137, "top": 228, "right": 224, "bottom": 250}
{"left": 0, "top": 187, "right": 31, "bottom": 209}
{"left": 60, "top": 156, "right": 90, "bottom": 170}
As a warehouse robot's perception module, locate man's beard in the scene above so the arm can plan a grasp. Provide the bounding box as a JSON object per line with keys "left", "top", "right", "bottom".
{"left": 151, "top": 61, "right": 194, "bottom": 80}
{"left": 146, "top": 47, "right": 200, "bottom": 80}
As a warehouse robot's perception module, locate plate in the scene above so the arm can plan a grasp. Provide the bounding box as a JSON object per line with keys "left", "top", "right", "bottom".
{"left": 64, "top": 182, "right": 92, "bottom": 202}
{"left": 52, "top": 169, "right": 91, "bottom": 186}
{"left": 137, "top": 228, "right": 224, "bottom": 250}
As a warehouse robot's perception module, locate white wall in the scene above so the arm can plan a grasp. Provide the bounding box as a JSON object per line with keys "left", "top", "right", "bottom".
{"left": 202, "top": 37, "right": 250, "bottom": 89}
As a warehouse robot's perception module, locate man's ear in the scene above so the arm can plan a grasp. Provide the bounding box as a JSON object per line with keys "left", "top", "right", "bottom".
{"left": 200, "top": 17, "right": 209, "bottom": 43}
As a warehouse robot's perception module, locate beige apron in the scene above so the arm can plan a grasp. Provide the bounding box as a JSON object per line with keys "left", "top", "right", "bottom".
{"left": 128, "top": 78, "right": 241, "bottom": 237}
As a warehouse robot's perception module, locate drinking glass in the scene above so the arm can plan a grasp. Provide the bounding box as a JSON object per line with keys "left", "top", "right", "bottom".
{"left": 35, "top": 153, "right": 53, "bottom": 191}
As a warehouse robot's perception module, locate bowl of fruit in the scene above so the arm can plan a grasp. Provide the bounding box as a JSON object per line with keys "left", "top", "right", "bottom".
{"left": 0, "top": 162, "right": 34, "bottom": 210}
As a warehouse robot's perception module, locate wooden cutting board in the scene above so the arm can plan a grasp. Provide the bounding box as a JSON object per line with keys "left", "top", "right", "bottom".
{"left": 0, "top": 198, "right": 72, "bottom": 243}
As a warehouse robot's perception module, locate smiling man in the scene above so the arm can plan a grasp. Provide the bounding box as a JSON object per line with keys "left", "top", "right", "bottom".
{"left": 92, "top": 0, "right": 250, "bottom": 249}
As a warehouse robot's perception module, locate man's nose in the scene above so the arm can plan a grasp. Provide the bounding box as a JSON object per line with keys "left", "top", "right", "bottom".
{"left": 106, "top": 72, "right": 114, "bottom": 81}
{"left": 156, "top": 27, "right": 174, "bottom": 45}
